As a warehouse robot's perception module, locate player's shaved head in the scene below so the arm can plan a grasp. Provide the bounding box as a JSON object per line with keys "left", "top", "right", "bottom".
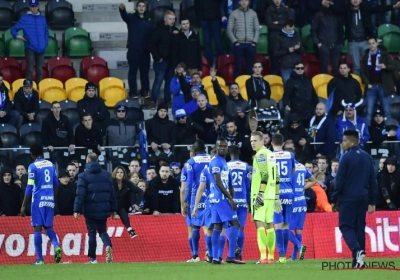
{"left": 86, "top": 152, "right": 98, "bottom": 163}
{"left": 215, "top": 137, "right": 228, "bottom": 157}
{"left": 229, "top": 145, "right": 240, "bottom": 159}
{"left": 30, "top": 144, "right": 43, "bottom": 158}
{"left": 193, "top": 139, "right": 206, "bottom": 154}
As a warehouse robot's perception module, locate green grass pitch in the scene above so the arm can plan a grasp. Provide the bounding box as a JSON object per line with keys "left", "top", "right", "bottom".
{"left": 1, "top": 259, "right": 399, "bottom": 280}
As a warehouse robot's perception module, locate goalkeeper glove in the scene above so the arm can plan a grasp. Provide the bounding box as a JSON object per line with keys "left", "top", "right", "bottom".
{"left": 254, "top": 191, "right": 264, "bottom": 209}
{"left": 274, "top": 195, "right": 282, "bottom": 213}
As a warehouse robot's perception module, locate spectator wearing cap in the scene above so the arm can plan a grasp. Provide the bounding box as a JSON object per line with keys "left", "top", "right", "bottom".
{"left": 75, "top": 113, "right": 103, "bottom": 155}
{"left": 210, "top": 68, "right": 249, "bottom": 133}
{"left": 105, "top": 105, "right": 140, "bottom": 168}
{"left": 170, "top": 162, "right": 181, "bottom": 182}
{"left": 377, "top": 156, "right": 400, "bottom": 210}
{"left": 369, "top": 108, "right": 397, "bottom": 160}
{"left": 13, "top": 79, "right": 39, "bottom": 127}
{"left": 11, "top": 0, "right": 48, "bottom": 84}
{"left": 145, "top": 103, "right": 176, "bottom": 162}
{"left": 175, "top": 109, "right": 196, "bottom": 163}
{"left": 0, "top": 73, "right": 20, "bottom": 127}
{"left": 77, "top": 82, "right": 110, "bottom": 130}
{"left": 55, "top": 170, "right": 76, "bottom": 216}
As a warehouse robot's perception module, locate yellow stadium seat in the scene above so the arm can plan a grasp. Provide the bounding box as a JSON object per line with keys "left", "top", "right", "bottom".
{"left": 202, "top": 75, "right": 226, "bottom": 89}
{"left": 41, "top": 88, "right": 67, "bottom": 103}
{"left": 350, "top": 73, "right": 365, "bottom": 95}
{"left": 239, "top": 86, "right": 248, "bottom": 101}
{"left": 205, "top": 87, "right": 219, "bottom": 106}
{"left": 99, "top": 77, "right": 124, "bottom": 97}
{"left": 65, "top": 77, "right": 88, "bottom": 102}
{"left": 264, "top": 75, "right": 284, "bottom": 103}
{"left": 3, "top": 80, "right": 13, "bottom": 100}
{"left": 311, "top": 74, "right": 333, "bottom": 99}
{"left": 12, "top": 79, "right": 38, "bottom": 93}
{"left": 101, "top": 85, "right": 127, "bottom": 107}
{"left": 235, "top": 75, "right": 251, "bottom": 88}
{"left": 39, "top": 78, "right": 64, "bottom": 99}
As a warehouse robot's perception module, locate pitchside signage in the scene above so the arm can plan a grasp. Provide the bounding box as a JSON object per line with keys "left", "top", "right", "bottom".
{"left": 0, "top": 212, "right": 399, "bottom": 264}
{"left": 82, "top": 4, "right": 119, "bottom": 12}
{"left": 99, "top": 33, "right": 127, "bottom": 41}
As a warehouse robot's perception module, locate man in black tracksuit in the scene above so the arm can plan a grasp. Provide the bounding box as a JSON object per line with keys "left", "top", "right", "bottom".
{"left": 148, "top": 164, "right": 180, "bottom": 215}
{"left": 331, "top": 130, "right": 378, "bottom": 269}
{"left": 55, "top": 170, "right": 76, "bottom": 216}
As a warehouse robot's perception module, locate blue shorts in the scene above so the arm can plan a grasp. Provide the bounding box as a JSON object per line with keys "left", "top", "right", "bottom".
{"left": 273, "top": 203, "right": 292, "bottom": 225}
{"left": 31, "top": 204, "right": 54, "bottom": 227}
{"left": 191, "top": 207, "right": 205, "bottom": 227}
{"left": 211, "top": 200, "right": 238, "bottom": 224}
{"left": 186, "top": 214, "right": 192, "bottom": 226}
{"left": 203, "top": 207, "right": 213, "bottom": 229}
{"left": 237, "top": 206, "right": 248, "bottom": 228}
{"left": 290, "top": 211, "right": 307, "bottom": 230}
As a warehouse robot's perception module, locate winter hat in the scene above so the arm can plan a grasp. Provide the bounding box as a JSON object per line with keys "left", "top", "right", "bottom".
{"left": 385, "top": 156, "right": 397, "bottom": 165}
{"left": 175, "top": 109, "right": 186, "bottom": 118}
{"left": 23, "top": 79, "right": 32, "bottom": 87}
{"left": 373, "top": 107, "right": 384, "bottom": 118}
{"left": 157, "top": 103, "right": 168, "bottom": 112}
{"left": 85, "top": 82, "right": 96, "bottom": 91}
{"left": 58, "top": 170, "right": 70, "bottom": 178}
{"left": 115, "top": 105, "right": 127, "bottom": 112}
{"left": 190, "top": 85, "right": 201, "bottom": 93}
{"left": 29, "top": 0, "right": 38, "bottom": 6}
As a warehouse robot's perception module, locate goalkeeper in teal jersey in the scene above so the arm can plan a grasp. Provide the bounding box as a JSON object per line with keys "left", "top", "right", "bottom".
{"left": 271, "top": 133, "right": 295, "bottom": 263}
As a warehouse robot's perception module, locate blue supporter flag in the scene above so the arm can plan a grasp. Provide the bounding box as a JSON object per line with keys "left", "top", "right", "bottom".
{"left": 138, "top": 121, "right": 148, "bottom": 178}
{"left": 325, "top": 88, "right": 335, "bottom": 114}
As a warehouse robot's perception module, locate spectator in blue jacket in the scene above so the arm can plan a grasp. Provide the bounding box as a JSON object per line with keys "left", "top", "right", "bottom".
{"left": 11, "top": 0, "right": 48, "bottom": 84}
{"left": 73, "top": 153, "right": 118, "bottom": 264}
{"left": 119, "top": 1, "right": 153, "bottom": 99}
{"left": 171, "top": 63, "right": 191, "bottom": 116}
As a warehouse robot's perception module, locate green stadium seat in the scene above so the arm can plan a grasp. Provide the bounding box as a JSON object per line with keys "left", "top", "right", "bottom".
{"left": 300, "top": 24, "right": 314, "bottom": 54}
{"left": 342, "top": 40, "right": 348, "bottom": 54}
{"left": 4, "top": 28, "right": 25, "bottom": 58}
{"left": 378, "top": 23, "right": 400, "bottom": 38}
{"left": 64, "top": 27, "right": 92, "bottom": 57}
{"left": 256, "top": 25, "right": 268, "bottom": 55}
{"left": 44, "top": 29, "right": 58, "bottom": 58}
{"left": 381, "top": 33, "right": 400, "bottom": 53}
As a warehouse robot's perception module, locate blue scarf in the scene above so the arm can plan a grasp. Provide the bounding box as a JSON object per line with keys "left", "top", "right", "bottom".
{"left": 282, "top": 28, "right": 294, "bottom": 37}
{"left": 0, "top": 91, "right": 5, "bottom": 110}
{"left": 368, "top": 48, "right": 381, "bottom": 72}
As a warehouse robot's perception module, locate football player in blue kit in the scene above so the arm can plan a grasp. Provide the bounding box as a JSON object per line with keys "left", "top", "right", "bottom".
{"left": 208, "top": 138, "right": 245, "bottom": 264}
{"left": 287, "top": 148, "right": 316, "bottom": 261}
{"left": 20, "top": 144, "right": 62, "bottom": 265}
{"left": 227, "top": 145, "right": 250, "bottom": 260}
{"left": 185, "top": 140, "right": 211, "bottom": 262}
{"left": 271, "top": 133, "right": 295, "bottom": 263}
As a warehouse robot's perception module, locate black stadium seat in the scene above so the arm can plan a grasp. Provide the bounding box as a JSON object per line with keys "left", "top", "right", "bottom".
{"left": 62, "top": 108, "right": 80, "bottom": 127}
{"left": 148, "top": 0, "right": 173, "bottom": 26}
{"left": 18, "top": 122, "right": 41, "bottom": 138}
{"left": 0, "top": 0, "right": 14, "bottom": 30}
{"left": 21, "top": 131, "right": 43, "bottom": 146}
{"left": 59, "top": 99, "right": 77, "bottom": 110}
{"left": 0, "top": 123, "right": 17, "bottom": 134}
{"left": 0, "top": 131, "right": 20, "bottom": 148}
{"left": 45, "top": 0, "right": 75, "bottom": 30}
{"left": 180, "top": 0, "right": 197, "bottom": 26}
{"left": 12, "top": 0, "right": 29, "bottom": 21}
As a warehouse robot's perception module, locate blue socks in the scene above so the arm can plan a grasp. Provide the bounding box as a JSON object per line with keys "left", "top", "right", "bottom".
{"left": 237, "top": 230, "right": 244, "bottom": 252}
{"left": 206, "top": 235, "right": 213, "bottom": 257}
{"left": 227, "top": 226, "right": 239, "bottom": 258}
{"left": 34, "top": 232, "right": 43, "bottom": 261}
{"left": 211, "top": 229, "right": 222, "bottom": 261}
{"left": 188, "top": 237, "right": 194, "bottom": 255}
{"left": 283, "top": 229, "right": 289, "bottom": 256}
{"left": 219, "top": 235, "right": 226, "bottom": 259}
{"left": 45, "top": 228, "right": 59, "bottom": 247}
{"left": 275, "top": 229, "right": 284, "bottom": 257}
{"left": 290, "top": 232, "right": 303, "bottom": 260}
{"left": 289, "top": 231, "right": 301, "bottom": 248}
{"left": 192, "top": 228, "right": 200, "bottom": 256}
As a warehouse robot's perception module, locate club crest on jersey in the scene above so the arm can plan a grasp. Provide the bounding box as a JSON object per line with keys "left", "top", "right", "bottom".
{"left": 257, "top": 155, "right": 266, "bottom": 163}
{"left": 181, "top": 175, "right": 186, "bottom": 181}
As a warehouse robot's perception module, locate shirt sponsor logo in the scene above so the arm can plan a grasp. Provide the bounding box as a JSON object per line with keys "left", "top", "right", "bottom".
{"left": 292, "top": 206, "right": 307, "bottom": 212}
{"left": 221, "top": 171, "right": 229, "bottom": 180}
{"left": 41, "top": 185, "right": 53, "bottom": 189}
{"left": 34, "top": 161, "right": 53, "bottom": 168}
{"left": 28, "top": 172, "right": 34, "bottom": 179}
{"left": 158, "top": 190, "right": 173, "bottom": 195}
{"left": 212, "top": 167, "right": 221, "bottom": 173}
{"left": 274, "top": 151, "right": 292, "bottom": 159}
{"left": 38, "top": 201, "right": 55, "bottom": 208}
{"left": 228, "top": 162, "right": 247, "bottom": 170}
{"left": 257, "top": 155, "right": 266, "bottom": 163}
{"left": 194, "top": 156, "right": 211, "bottom": 163}
{"left": 294, "top": 195, "right": 305, "bottom": 201}
{"left": 180, "top": 175, "right": 186, "bottom": 181}
{"left": 280, "top": 198, "right": 293, "bottom": 205}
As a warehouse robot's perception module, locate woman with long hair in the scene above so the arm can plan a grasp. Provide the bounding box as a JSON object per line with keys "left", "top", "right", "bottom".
{"left": 111, "top": 166, "right": 144, "bottom": 238}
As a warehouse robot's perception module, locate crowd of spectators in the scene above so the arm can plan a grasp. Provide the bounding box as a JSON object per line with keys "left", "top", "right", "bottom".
{"left": 1, "top": 0, "right": 400, "bottom": 216}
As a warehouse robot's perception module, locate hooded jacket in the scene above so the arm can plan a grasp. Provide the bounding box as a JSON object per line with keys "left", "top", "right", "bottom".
{"left": 336, "top": 115, "right": 370, "bottom": 148}
{"left": 119, "top": 9, "right": 153, "bottom": 57}
{"left": 283, "top": 71, "right": 319, "bottom": 120}
{"left": 106, "top": 107, "right": 139, "bottom": 147}
{"left": 327, "top": 74, "right": 363, "bottom": 116}
{"left": 112, "top": 179, "right": 144, "bottom": 209}
{"left": 145, "top": 113, "right": 176, "bottom": 147}
{"left": 377, "top": 163, "right": 400, "bottom": 210}
{"left": 0, "top": 167, "right": 21, "bottom": 216}
{"left": 11, "top": 11, "right": 48, "bottom": 54}
{"left": 74, "top": 161, "right": 117, "bottom": 219}
{"left": 77, "top": 93, "right": 110, "bottom": 123}
{"left": 212, "top": 79, "right": 249, "bottom": 120}
{"left": 41, "top": 112, "right": 74, "bottom": 147}
{"left": 13, "top": 87, "right": 40, "bottom": 120}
